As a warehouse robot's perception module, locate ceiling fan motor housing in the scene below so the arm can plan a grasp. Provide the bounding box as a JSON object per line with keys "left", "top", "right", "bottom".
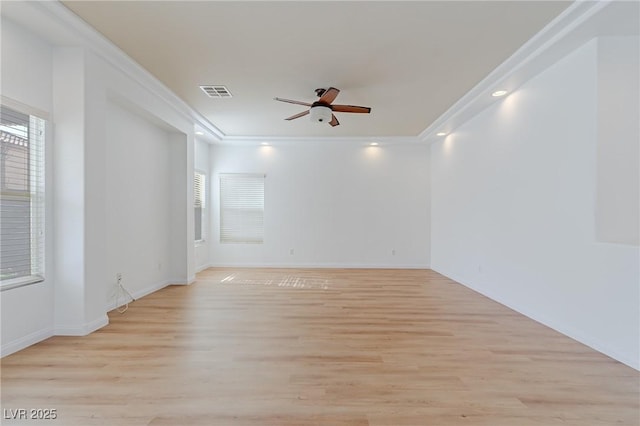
{"left": 309, "top": 105, "right": 332, "bottom": 123}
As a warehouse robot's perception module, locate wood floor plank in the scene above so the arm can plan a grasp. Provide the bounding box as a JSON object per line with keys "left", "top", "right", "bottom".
{"left": 1, "top": 268, "right": 638, "bottom": 425}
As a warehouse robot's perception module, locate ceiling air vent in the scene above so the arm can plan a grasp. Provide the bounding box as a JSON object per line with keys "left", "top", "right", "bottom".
{"left": 200, "top": 85, "right": 232, "bottom": 98}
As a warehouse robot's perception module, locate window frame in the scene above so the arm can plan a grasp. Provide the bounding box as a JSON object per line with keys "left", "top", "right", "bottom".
{"left": 0, "top": 100, "right": 47, "bottom": 292}
{"left": 194, "top": 170, "right": 206, "bottom": 243}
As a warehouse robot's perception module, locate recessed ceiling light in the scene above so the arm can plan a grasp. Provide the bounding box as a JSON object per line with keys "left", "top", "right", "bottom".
{"left": 370, "top": 142, "right": 379, "bottom": 146}
{"left": 492, "top": 90, "right": 508, "bottom": 97}
{"left": 195, "top": 131, "right": 204, "bottom": 135}
{"left": 436, "top": 132, "right": 447, "bottom": 136}
{"left": 261, "top": 142, "right": 270, "bottom": 146}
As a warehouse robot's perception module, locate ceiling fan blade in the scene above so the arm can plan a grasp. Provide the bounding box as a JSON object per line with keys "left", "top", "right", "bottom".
{"left": 319, "top": 87, "right": 340, "bottom": 104}
{"left": 274, "top": 97, "right": 312, "bottom": 107}
{"left": 285, "top": 110, "right": 310, "bottom": 121}
{"left": 329, "top": 114, "right": 340, "bottom": 127}
{"left": 331, "top": 105, "right": 371, "bottom": 114}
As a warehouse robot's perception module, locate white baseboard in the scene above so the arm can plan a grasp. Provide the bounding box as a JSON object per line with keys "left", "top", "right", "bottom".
{"left": 54, "top": 314, "right": 109, "bottom": 336}
{"left": 168, "top": 277, "right": 192, "bottom": 285}
{"left": 196, "top": 263, "right": 212, "bottom": 273}
{"left": 431, "top": 267, "right": 640, "bottom": 371}
{"left": 207, "top": 262, "right": 430, "bottom": 269}
{"left": 1, "top": 327, "right": 53, "bottom": 358}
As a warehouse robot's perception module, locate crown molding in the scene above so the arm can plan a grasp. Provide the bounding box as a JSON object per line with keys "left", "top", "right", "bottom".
{"left": 220, "top": 135, "right": 421, "bottom": 146}
{"left": 418, "top": 0, "right": 615, "bottom": 144}
{"left": 5, "top": 0, "right": 225, "bottom": 142}
{"left": 4, "top": 0, "right": 626, "bottom": 145}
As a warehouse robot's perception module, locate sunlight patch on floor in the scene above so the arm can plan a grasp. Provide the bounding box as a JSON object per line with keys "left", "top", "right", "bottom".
{"left": 218, "top": 273, "right": 330, "bottom": 290}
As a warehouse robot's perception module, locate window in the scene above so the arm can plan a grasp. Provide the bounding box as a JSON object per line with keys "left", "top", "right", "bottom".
{"left": 194, "top": 171, "right": 205, "bottom": 241}
{"left": 0, "top": 105, "right": 45, "bottom": 290}
{"left": 219, "top": 173, "right": 264, "bottom": 244}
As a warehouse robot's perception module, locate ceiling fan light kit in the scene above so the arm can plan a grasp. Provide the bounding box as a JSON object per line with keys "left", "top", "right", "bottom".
{"left": 274, "top": 87, "right": 371, "bottom": 127}
{"left": 309, "top": 105, "right": 332, "bottom": 123}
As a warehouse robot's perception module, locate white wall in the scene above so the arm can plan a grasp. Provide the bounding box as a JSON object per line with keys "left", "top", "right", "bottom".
{"left": 105, "top": 102, "right": 174, "bottom": 308}
{"left": 430, "top": 39, "right": 639, "bottom": 369}
{"left": 168, "top": 132, "right": 191, "bottom": 283}
{"left": 1, "top": 13, "right": 196, "bottom": 355}
{"left": 210, "top": 142, "right": 430, "bottom": 268}
{"left": 0, "top": 18, "right": 55, "bottom": 354}
{"left": 595, "top": 37, "right": 639, "bottom": 245}
{"left": 80, "top": 50, "right": 195, "bottom": 307}
{"left": 52, "top": 46, "right": 97, "bottom": 334}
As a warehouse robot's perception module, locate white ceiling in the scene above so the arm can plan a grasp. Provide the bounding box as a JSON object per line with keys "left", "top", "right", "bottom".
{"left": 61, "top": 1, "right": 571, "bottom": 138}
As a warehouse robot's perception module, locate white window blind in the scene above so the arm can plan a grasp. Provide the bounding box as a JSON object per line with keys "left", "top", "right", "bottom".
{"left": 220, "top": 173, "right": 264, "bottom": 244}
{"left": 0, "top": 105, "right": 45, "bottom": 290}
{"left": 194, "top": 171, "right": 205, "bottom": 241}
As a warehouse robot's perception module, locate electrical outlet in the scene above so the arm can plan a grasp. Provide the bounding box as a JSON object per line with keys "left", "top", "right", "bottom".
{"left": 289, "top": 248, "right": 294, "bottom": 255}
{"left": 391, "top": 249, "right": 396, "bottom": 256}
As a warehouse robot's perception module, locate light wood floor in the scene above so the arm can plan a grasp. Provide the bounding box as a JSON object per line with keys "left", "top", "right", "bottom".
{"left": 1, "top": 268, "right": 638, "bottom": 425}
